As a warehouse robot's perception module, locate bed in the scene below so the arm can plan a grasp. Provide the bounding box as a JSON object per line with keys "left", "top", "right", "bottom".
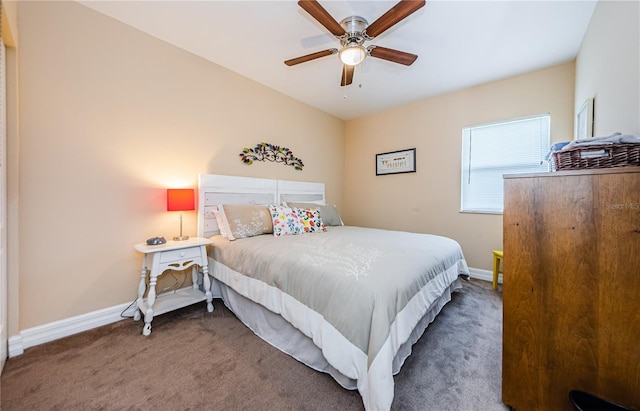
{"left": 197, "top": 174, "right": 470, "bottom": 410}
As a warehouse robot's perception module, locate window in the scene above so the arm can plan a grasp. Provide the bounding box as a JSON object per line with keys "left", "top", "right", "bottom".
{"left": 461, "top": 114, "right": 550, "bottom": 214}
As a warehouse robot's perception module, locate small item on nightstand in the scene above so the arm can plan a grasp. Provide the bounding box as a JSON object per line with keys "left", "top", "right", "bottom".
{"left": 146, "top": 236, "right": 166, "bottom": 246}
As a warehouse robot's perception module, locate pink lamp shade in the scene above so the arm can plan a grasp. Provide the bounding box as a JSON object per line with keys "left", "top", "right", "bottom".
{"left": 166, "top": 189, "right": 195, "bottom": 212}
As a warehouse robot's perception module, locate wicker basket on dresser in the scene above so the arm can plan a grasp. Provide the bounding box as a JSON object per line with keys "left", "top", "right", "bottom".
{"left": 552, "top": 143, "right": 640, "bottom": 171}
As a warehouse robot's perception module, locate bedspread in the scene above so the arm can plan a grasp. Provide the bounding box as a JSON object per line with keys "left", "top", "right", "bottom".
{"left": 210, "top": 226, "right": 469, "bottom": 410}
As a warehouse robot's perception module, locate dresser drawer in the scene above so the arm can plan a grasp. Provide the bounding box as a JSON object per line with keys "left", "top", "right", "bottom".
{"left": 159, "top": 246, "right": 202, "bottom": 263}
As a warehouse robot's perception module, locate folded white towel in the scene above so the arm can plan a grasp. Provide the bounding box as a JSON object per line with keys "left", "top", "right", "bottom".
{"left": 563, "top": 132, "right": 640, "bottom": 150}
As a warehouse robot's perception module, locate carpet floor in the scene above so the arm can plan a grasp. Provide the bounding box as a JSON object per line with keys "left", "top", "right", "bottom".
{"left": 1, "top": 279, "right": 508, "bottom": 410}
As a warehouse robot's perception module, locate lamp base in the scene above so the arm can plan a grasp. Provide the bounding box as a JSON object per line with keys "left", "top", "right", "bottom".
{"left": 173, "top": 235, "right": 190, "bottom": 241}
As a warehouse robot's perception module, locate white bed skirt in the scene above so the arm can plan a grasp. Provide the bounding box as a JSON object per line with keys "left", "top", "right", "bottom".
{"left": 211, "top": 260, "right": 462, "bottom": 407}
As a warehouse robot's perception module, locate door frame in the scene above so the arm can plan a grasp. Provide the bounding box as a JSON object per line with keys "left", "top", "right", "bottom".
{"left": 1, "top": 41, "right": 8, "bottom": 372}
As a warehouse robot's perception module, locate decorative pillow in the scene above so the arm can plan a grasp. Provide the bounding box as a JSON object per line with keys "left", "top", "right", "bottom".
{"left": 213, "top": 209, "right": 229, "bottom": 239}
{"left": 285, "top": 202, "right": 344, "bottom": 226}
{"left": 294, "top": 207, "right": 326, "bottom": 233}
{"left": 269, "top": 205, "right": 303, "bottom": 236}
{"left": 217, "top": 204, "right": 273, "bottom": 241}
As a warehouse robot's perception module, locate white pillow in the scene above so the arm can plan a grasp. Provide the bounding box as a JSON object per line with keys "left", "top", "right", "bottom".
{"left": 213, "top": 209, "right": 229, "bottom": 239}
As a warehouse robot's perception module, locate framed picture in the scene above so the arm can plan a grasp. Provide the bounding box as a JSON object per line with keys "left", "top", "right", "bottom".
{"left": 376, "top": 148, "right": 416, "bottom": 176}
{"left": 576, "top": 97, "right": 594, "bottom": 140}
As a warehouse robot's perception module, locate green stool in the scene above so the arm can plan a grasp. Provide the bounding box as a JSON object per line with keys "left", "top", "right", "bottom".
{"left": 492, "top": 250, "right": 503, "bottom": 290}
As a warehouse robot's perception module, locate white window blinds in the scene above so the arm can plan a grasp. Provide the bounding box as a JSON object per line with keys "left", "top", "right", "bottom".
{"left": 461, "top": 114, "right": 550, "bottom": 214}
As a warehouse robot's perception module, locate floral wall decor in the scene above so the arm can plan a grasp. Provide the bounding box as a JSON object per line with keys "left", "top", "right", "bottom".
{"left": 239, "top": 142, "right": 304, "bottom": 171}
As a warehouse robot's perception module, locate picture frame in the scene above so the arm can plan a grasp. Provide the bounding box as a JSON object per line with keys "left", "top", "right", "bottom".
{"left": 576, "top": 97, "right": 594, "bottom": 140}
{"left": 376, "top": 148, "right": 416, "bottom": 176}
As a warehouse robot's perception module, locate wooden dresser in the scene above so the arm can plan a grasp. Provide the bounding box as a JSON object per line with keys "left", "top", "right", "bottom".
{"left": 502, "top": 167, "right": 640, "bottom": 411}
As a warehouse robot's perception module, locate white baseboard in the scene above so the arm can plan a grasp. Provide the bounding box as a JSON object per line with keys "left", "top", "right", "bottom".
{"left": 8, "top": 300, "right": 136, "bottom": 358}
{"left": 7, "top": 269, "right": 495, "bottom": 357}
{"left": 468, "top": 267, "right": 501, "bottom": 285}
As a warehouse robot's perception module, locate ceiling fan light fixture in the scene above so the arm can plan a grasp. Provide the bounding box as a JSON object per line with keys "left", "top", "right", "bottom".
{"left": 287, "top": 1, "right": 426, "bottom": 86}
{"left": 339, "top": 44, "right": 367, "bottom": 66}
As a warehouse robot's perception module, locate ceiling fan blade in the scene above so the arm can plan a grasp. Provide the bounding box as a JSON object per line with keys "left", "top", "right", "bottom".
{"left": 365, "top": 0, "right": 426, "bottom": 38}
{"left": 298, "top": 0, "right": 346, "bottom": 37}
{"left": 340, "top": 65, "right": 354, "bottom": 86}
{"left": 369, "top": 46, "right": 418, "bottom": 66}
{"left": 285, "top": 49, "right": 337, "bottom": 66}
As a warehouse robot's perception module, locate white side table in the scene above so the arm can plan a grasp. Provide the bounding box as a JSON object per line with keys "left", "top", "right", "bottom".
{"left": 133, "top": 237, "right": 213, "bottom": 336}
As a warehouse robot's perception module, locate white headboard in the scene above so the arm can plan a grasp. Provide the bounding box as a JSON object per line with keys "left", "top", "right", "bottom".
{"left": 197, "top": 174, "right": 325, "bottom": 238}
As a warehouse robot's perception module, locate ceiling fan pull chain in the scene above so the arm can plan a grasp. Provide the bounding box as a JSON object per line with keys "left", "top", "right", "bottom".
{"left": 343, "top": 65, "right": 351, "bottom": 99}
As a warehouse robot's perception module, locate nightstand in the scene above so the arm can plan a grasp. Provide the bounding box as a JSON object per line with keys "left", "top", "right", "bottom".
{"left": 133, "top": 237, "right": 213, "bottom": 336}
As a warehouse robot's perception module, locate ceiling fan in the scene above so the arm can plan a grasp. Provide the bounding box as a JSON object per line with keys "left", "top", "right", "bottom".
{"left": 285, "top": 0, "right": 426, "bottom": 86}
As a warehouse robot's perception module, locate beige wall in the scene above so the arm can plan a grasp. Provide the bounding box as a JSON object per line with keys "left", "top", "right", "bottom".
{"left": 9, "top": 0, "right": 639, "bottom": 336}
{"left": 575, "top": 0, "right": 640, "bottom": 136}
{"left": 343, "top": 62, "right": 575, "bottom": 271}
{"left": 11, "top": 1, "right": 344, "bottom": 331}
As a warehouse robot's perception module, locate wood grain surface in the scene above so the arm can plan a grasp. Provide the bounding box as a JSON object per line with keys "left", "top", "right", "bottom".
{"left": 502, "top": 167, "right": 640, "bottom": 411}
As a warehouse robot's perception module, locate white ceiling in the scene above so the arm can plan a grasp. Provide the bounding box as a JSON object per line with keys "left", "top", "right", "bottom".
{"left": 79, "top": 0, "right": 598, "bottom": 120}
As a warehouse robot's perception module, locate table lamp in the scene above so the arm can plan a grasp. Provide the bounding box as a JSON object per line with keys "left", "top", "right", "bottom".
{"left": 167, "top": 188, "right": 195, "bottom": 241}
